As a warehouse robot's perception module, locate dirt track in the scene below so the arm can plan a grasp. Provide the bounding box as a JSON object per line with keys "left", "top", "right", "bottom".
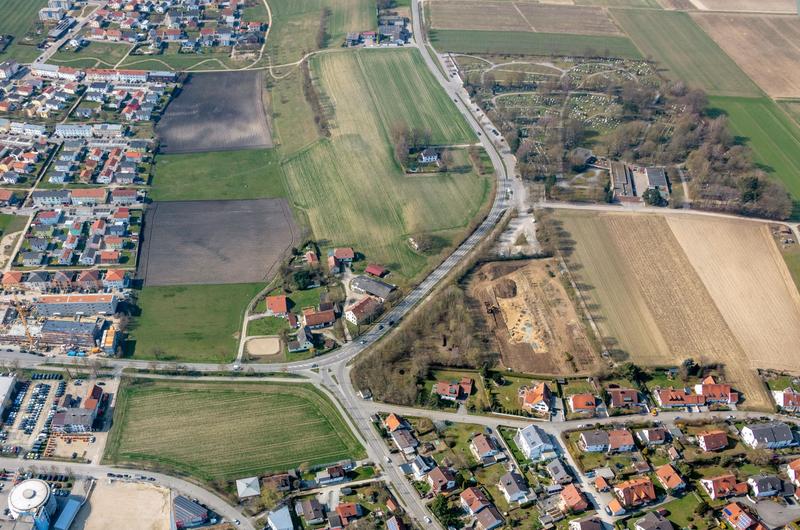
{"left": 692, "top": 0, "right": 796, "bottom": 12}
{"left": 72, "top": 481, "right": 170, "bottom": 530}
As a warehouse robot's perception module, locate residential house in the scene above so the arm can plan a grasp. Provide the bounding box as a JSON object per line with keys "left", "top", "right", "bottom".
{"left": 344, "top": 296, "right": 382, "bottom": 325}
{"left": 470, "top": 433, "right": 501, "bottom": 464}
{"left": 569, "top": 393, "right": 597, "bottom": 415}
{"left": 637, "top": 427, "right": 668, "bottom": 446}
{"left": 608, "top": 429, "right": 635, "bottom": 452}
{"left": 741, "top": 422, "right": 794, "bottom": 449}
{"left": 433, "top": 377, "right": 472, "bottom": 402}
{"left": 297, "top": 498, "right": 325, "bottom": 525}
{"left": 498, "top": 471, "right": 528, "bottom": 504}
{"left": 25, "top": 271, "right": 50, "bottom": 291}
{"left": 701, "top": 473, "right": 748, "bottom": 500}
{"left": 634, "top": 512, "right": 673, "bottom": 530}
{"left": 411, "top": 455, "right": 432, "bottom": 480}
{"left": 302, "top": 308, "right": 335, "bottom": 329}
{"left": 21, "top": 252, "right": 44, "bottom": 267}
{"left": 390, "top": 429, "right": 418, "bottom": 455}
{"left": 655, "top": 464, "right": 685, "bottom": 492}
{"left": 427, "top": 466, "right": 456, "bottom": 494}
{"left": 570, "top": 517, "right": 602, "bottom": 530}
{"left": 514, "top": 424, "right": 554, "bottom": 461}
{"left": 559, "top": 484, "right": 589, "bottom": 514}
{"left": 694, "top": 376, "right": 738, "bottom": 405}
{"left": 653, "top": 387, "right": 705, "bottom": 408}
{"left": 614, "top": 477, "right": 656, "bottom": 508}
{"left": 316, "top": 465, "right": 345, "bottom": 486}
{"left": 788, "top": 458, "right": 800, "bottom": 486}
{"left": 773, "top": 387, "right": 800, "bottom": 412}
{"left": 607, "top": 387, "right": 641, "bottom": 410}
{"left": 386, "top": 516, "right": 407, "bottom": 530}
{"left": 546, "top": 458, "right": 572, "bottom": 485}
{"left": 722, "top": 502, "right": 764, "bottom": 530}
{"left": 32, "top": 190, "right": 70, "bottom": 207}
{"left": 71, "top": 188, "right": 107, "bottom": 205}
{"left": 266, "top": 506, "right": 293, "bottom": 530}
{"left": 579, "top": 430, "right": 609, "bottom": 452}
{"left": 103, "top": 269, "right": 128, "bottom": 290}
{"left": 460, "top": 487, "right": 491, "bottom": 516}
{"left": 418, "top": 148, "right": 439, "bottom": 164}
{"left": 335, "top": 503, "right": 362, "bottom": 526}
{"left": 748, "top": 475, "right": 783, "bottom": 498}
{"left": 697, "top": 430, "right": 728, "bottom": 452}
{"left": 520, "top": 382, "right": 552, "bottom": 414}
{"left": 607, "top": 499, "right": 626, "bottom": 517}
{"left": 264, "top": 295, "right": 288, "bottom": 317}
{"left": 383, "top": 413, "right": 406, "bottom": 433}
{"left": 287, "top": 326, "right": 313, "bottom": 353}
{"left": 475, "top": 506, "right": 504, "bottom": 530}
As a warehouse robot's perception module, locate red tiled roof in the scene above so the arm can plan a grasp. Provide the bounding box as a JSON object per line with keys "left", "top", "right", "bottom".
{"left": 570, "top": 393, "right": 596, "bottom": 410}
{"left": 266, "top": 295, "right": 288, "bottom": 315}
{"left": 614, "top": 477, "right": 656, "bottom": 507}
{"left": 698, "top": 430, "right": 728, "bottom": 451}
{"left": 365, "top": 264, "right": 387, "bottom": 277}
{"left": 655, "top": 464, "right": 684, "bottom": 490}
{"left": 333, "top": 247, "right": 354, "bottom": 260}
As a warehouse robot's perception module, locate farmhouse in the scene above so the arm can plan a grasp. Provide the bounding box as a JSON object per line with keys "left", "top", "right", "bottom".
{"left": 697, "top": 430, "right": 728, "bottom": 452}
{"left": 287, "top": 327, "right": 314, "bottom": 353}
{"left": 302, "top": 308, "right": 335, "bottom": 329}
{"left": 418, "top": 148, "right": 439, "bottom": 164}
{"left": 344, "top": 296, "right": 382, "bottom": 325}
{"left": 701, "top": 474, "right": 747, "bottom": 500}
{"left": 614, "top": 477, "right": 656, "bottom": 508}
{"left": 520, "top": 382, "right": 552, "bottom": 414}
{"left": 514, "top": 424, "right": 555, "bottom": 461}
{"left": 350, "top": 275, "right": 396, "bottom": 301}
{"left": 265, "top": 295, "right": 288, "bottom": 317}
{"left": 741, "top": 422, "right": 794, "bottom": 449}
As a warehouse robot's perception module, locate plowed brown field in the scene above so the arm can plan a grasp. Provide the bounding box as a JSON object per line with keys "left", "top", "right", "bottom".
{"left": 557, "top": 211, "right": 794, "bottom": 410}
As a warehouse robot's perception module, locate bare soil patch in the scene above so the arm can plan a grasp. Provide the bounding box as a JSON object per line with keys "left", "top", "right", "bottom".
{"left": 691, "top": 13, "right": 800, "bottom": 98}
{"left": 246, "top": 336, "right": 282, "bottom": 357}
{"left": 468, "top": 259, "right": 602, "bottom": 375}
{"left": 156, "top": 71, "right": 272, "bottom": 153}
{"left": 72, "top": 481, "right": 170, "bottom": 530}
{"left": 431, "top": 1, "right": 622, "bottom": 36}
{"left": 137, "top": 199, "right": 297, "bottom": 286}
{"left": 658, "top": 0, "right": 696, "bottom": 9}
{"left": 693, "top": 0, "right": 796, "bottom": 12}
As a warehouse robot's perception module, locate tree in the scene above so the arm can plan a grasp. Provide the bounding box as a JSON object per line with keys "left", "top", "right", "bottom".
{"left": 642, "top": 188, "right": 666, "bottom": 207}
{"left": 259, "top": 482, "right": 282, "bottom": 512}
{"left": 430, "top": 495, "right": 459, "bottom": 527}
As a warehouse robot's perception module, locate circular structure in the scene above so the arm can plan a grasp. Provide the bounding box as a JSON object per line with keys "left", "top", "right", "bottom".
{"left": 8, "top": 479, "right": 55, "bottom": 521}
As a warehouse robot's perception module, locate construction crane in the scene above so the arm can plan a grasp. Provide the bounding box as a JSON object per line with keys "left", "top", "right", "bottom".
{"left": 11, "top": 295, "right": 35, "bottom": 350}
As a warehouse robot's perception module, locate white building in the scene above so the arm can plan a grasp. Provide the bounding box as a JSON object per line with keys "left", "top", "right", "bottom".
{"left": 8, "top": 479, "right": 57, "bottom": 529}
{"left": 514, "top": 424, "right": 555, "bottom": 461}
{"left": 267, "top": 505, "right": 293, "bottom": 530}
{"left": 740, "top": 422, "right": 794, "bottom": 450}
{"left": 0, "top": 375, "right": 16, "bottom": 417}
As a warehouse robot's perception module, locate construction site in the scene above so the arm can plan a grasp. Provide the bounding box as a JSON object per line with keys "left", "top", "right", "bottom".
{"left": 467, "top": 258, "right": 604, "bottom": 375}
{"left": 0, "top": 296, "right": 121, "bottom": 357}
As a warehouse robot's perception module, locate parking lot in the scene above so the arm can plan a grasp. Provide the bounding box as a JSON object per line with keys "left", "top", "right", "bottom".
{"left": 1, "top": 373, "right": 63, "bottom": 458}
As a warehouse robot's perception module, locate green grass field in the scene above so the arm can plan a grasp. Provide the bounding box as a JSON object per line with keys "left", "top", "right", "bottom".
{"left": 708, "top": 96, "right": 800, "bottom": 205}
{"left": 281, "top": 49, "right": 490, "bottom": 281}
{"left": 150, "top": 149, "right": 286, "bottom": 201}
{"left": 247, "top": 315, "right": 289, "bottom": 336}
{"left": 105, "top": 380, "right": 364, "bottom": 484}
{"left": 0, "top": 0, "right": 47, "bottom": 63}
{"left": 266, "top": 0, "right": 376, "bottom": 66}
{"left": 119, "top": 45, "right": 244, "bottom": 71}
{"left": 611, "top": 10, "right": 761, "bottom": 97}
{"left": 126, "top": 283, "right": 262, "bottom": 362}
{"left": 49, "top": 41, "right": 132, "bottom": 68}
{"left": 429, "top": 29, "right": 642, "bottom": 59}
{"left": 0, "top": 214, "right": 28, "bottom": 236}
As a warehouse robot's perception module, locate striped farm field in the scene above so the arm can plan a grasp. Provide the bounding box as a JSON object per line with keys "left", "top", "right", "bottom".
{"left": 610, "top": 9, "right": 762, "bottom": 96}
{"left": 105, "top": 380, "right": 364, "bottom": 483}
{"left": 0, "top": 0, "right": 48, "bottom": 63}
{"left": 429, "top": 29, "right": 642, "bottom": 59}
{"left": 282, "top": 50, "right": 490, "bottom": 282}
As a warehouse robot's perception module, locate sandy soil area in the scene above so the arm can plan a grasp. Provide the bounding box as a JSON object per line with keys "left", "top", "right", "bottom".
{"left": 72, "top": 481, "right": 170, "bottom": 530}
{"left": 246, "top": 336, "right": 282, "bottom": 357}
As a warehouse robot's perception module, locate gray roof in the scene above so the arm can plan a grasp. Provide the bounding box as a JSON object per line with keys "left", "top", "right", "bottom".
{"left": 746, "top": 422, "right": 793, "bottom": 444}
{"left": 581, "top": 430, "right": 609, "bottom": 447}
{"left": 52, "top": 408, "right": 93, "bottom": 428}
{"left": 645, "top": 167, "right": 668, "bottom": 189}
{"left": 499, "top": 471, "right": 528, "bottom": 496}
{"left": 635, "top": 512, "right": 673, "bottom": 530}
{"left": 572, "top": 517, "right": 603, "bottom": 530}
{"left": 391, "top": 429, "right": 418, "bottom": 450}
{"left": 32, "top": 190, "right": 70, "bottom": 200}
{"left": 42, "top": 319, "right": 100, "bottom": 336}
{"left": 546, "top": 458, "right": 572, "bottom": 483}
{"left": 351, "top": 275, "right": 395, "bottom": 299}
{"left": 749, "top": 475, "right": 783, "bottom": 491}
{"left": 518, "top": 424, "right": 550, "bottom": 449}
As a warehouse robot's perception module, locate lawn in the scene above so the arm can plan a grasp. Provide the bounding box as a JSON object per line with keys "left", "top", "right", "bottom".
{"left": 282, "top": 49, "right": 491, "bottom": 282}
{"left": 119, "top": 43, "right": 247, "bottom": 71}
{"left": 247, "top": 316, "right": 289, "bottom": 336}
{"left": 104, "top": 379, "right": 364, "bottom": 486}
{"left": 708, "top": 96, "right": 800, "bottom": 208}
{"left": 49, "top": 41, "right": 132, "bottom": 69}
{"left": 430, "top": 29, "right": 642, "bottom": 59}
{"left": 126, "top": 283, "right": 263, "bottom": 362}
{"left": 0, "top": 214, "right": 28, "bottom": 236}
{"left": 610, "top": 9, "right": 762, "bottom": 97}
{"left": 150, "top": 149, "right": 286, "bottom": 202}
{"left": 0, "top": 0, "right": 48, "bottom": 64}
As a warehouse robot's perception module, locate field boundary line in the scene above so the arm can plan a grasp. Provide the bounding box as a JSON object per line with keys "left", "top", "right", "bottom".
{"left": 511, "top": 2, "right": 537, "bottom": 31}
